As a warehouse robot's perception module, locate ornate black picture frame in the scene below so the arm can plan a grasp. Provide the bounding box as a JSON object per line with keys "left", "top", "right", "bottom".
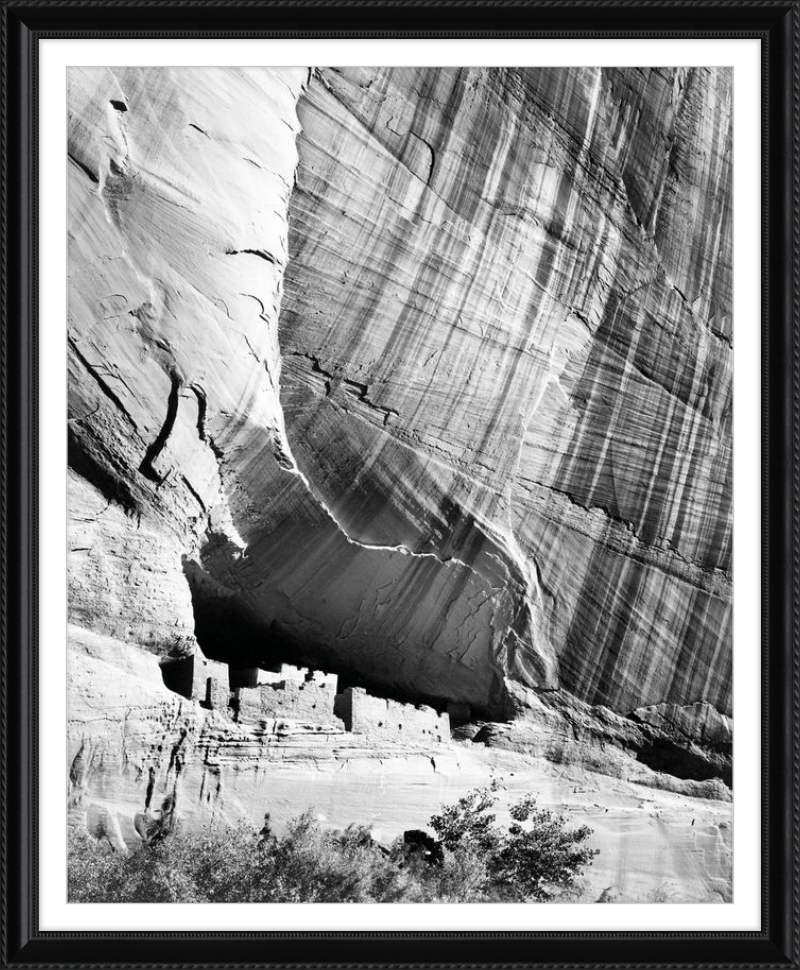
{"left": 1, "top": 1, "right": 798, "bottom": 966}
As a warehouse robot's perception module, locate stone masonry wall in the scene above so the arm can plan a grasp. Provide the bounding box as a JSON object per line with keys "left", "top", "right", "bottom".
{"left": 190, "top": 655, "right": 230, "bottom": 704}
{"left": 333, "top": 688, "right": 450, "bottom": 743}
{"left": 235, "top": 677, "right": 342, "bottom": 727}
{"left": 183, "top": 656, "right": 451, "bottom": 744}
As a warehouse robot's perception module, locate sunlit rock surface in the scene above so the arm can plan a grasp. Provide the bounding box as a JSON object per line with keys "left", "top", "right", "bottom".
{"left": 278, "top": 66, "right": 732, "bottom": 716}
{"left": 67, "top": 67, "right": 732, "bottom": 900}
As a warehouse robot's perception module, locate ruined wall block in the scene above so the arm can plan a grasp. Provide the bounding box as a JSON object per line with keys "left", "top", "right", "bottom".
{"left": 255, "top": 669, "right": 284, "bottom": 686}
{"left": 190, "top": 655, "right": 230, "bottom": 702}
{"left": 207, "top": 676, "right": 231, "bottom": 713}
{"left": 235, "top": 678, "right": 342, "bottom": 726}
{"left": 278, "top": 664, "right": 308, "bottom": 684}
{"left": 334, "top": 688, "right": 450, "bottom": 742}
{"left": 276, "top": 664, "right": 338, "bottom": 692}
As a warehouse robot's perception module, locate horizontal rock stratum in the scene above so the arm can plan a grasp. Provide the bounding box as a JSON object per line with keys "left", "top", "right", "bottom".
{"left": 67, "top": 66, "right": 732, "bottom": 900}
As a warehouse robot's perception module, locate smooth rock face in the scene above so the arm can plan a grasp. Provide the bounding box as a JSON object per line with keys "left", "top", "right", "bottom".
{"left": 68, "top": 65, "right": 309, "bottom": 655}
{"left": 278, "top": 67, "right": 732, "bottom": 715}
{"left": 67, "top": 67, "right": 732, "bottom": 899}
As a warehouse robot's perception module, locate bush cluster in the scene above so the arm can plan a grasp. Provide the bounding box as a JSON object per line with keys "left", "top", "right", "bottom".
{"left": 430, "top": 784, "right": 598, "bottom": 901}
{"left": 69, "top": 786, "right": 597, "bottom": 903}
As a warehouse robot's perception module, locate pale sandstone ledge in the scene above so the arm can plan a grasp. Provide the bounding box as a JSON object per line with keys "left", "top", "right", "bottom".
{"left": 67, "top": 67, "right": 732, "bottom": 899}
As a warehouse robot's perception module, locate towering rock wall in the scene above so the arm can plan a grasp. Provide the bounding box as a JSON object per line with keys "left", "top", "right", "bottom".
{"left": 68, "top": 66, "right": 732, "bottom": 725}
{"left": 277, "top": 67, "right": 732, "bottom": 715}
{"left": 68, "top": 66, "right": 308, "bottom": 656}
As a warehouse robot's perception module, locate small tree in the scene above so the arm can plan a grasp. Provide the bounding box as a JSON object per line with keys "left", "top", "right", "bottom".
{"left": 429, "top": 785, "right": 598, "bottom": 901}
{"left": 429, "top": 785, "right": 503, "bottom": 858}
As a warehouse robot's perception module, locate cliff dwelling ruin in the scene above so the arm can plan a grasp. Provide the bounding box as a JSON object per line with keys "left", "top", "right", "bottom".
{"left": 163, "top": 653, "right": 452, "bottom": 745}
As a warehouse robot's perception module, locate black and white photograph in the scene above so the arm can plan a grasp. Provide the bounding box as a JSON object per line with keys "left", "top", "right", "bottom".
{"left": 66, "top": 65, "right": 733, "bottom": 905}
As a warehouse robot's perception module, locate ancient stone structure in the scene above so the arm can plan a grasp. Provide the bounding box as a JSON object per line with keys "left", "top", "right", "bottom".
{"left": 334, "top": 688, "right": 450, "bottom": 743}
{"left": 234, "top": 668, "right": 343, "bottom": 728}
{"left": 188, "top": 654, "right": 229, "bottom": 704}
{"left": 167, "top": 649, "right": 454, "bottom": 743}
{"left": 183, "top": 657, "right": 453, "bottom": 743}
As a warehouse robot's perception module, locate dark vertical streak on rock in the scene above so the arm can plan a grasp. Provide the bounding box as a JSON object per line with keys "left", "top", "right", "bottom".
{"left": 139, "top": 374, "right": 182, "bottom": 483}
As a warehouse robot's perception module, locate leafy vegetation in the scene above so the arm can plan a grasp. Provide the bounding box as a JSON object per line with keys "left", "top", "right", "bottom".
{"left": 430, "top": 783, "right": 598, "bottom": 901}
{"left": 69, "top": 786, "right": 597, "bottom": 903}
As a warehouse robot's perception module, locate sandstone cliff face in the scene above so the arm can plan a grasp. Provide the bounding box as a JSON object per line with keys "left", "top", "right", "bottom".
{"left": 68, "top": 65, "right": 731, "bottom": 717}
{"left": 67, "top": 66, "right": 732, "bottom": 899}
{"left": 275, "top": 66, "right": 731, "bottom": 715}
{"left": 68, "top": 66, "right": 308, "bottom": 653}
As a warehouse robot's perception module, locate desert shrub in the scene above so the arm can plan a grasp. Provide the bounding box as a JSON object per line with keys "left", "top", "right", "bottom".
{"left": 69, "top": 815, "right": 418, "bottom": 903}
{"left": 69, "top": 788, "right": 597, "bottom": 903}
{"left": 401, "top": 844, "right": 493, "bottom": 903}
{"left": 68, "top": 831, "right": 129, "bottom": 902}
{"left": 430, "top": 786, "right": 598, "bottom": 901}
{"left": 69, "top": 829, "right": 207, "bottom": 903}
{"left": 263, "top": 812, "right": 412, "bottom": 903}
